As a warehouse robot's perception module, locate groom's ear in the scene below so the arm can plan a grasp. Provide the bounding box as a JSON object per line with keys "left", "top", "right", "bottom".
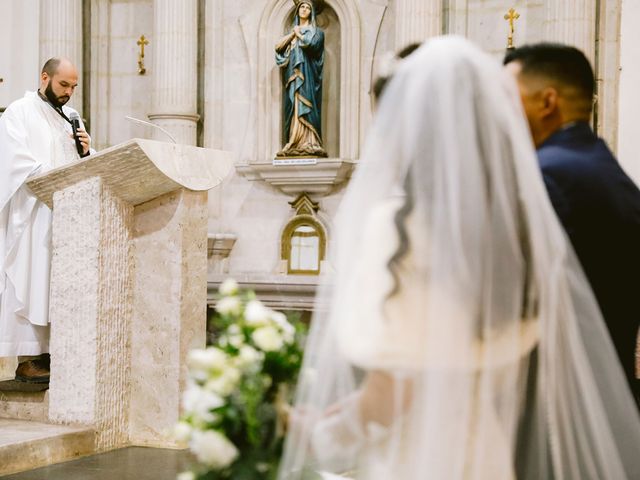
{"left": 539, "top": 87, "right": 559, "bottom": 118}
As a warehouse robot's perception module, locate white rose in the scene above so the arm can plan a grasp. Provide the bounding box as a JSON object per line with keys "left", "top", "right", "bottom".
{"left": 216, "top": 296, "right": 242, "bottom": 316}
{"left": 228, "top": 333, "right": 245, "bottom": 348}
{"left": 236, "top": 345, "right": 264, "bottom": 368}
{"left": 227, "top": 324, "right": 241, "bottom": 335}
{"left": 219, "top": 278, "right": 239, "bottom": 296}
{"left": 173, "top": 421, "right": 192, "bottom": 444}
{"left": 190, "top": 430, "right": 239, "bottom": 469}
{"left": 204, "top": 367, "right": 241, "bottom": 396}
{"left": 271, "top": 311, "right": 295, "bottom": 343}
{"left": 177, "top": 472, "right": 196, "bottom": 480}
{"left": 252, "top": 325, "right": 284, "bottom": 352}
{"left": 244, "top": 300, "right": 271, "bottom": 326}
{"left": 187, "top": 347, "right": 228, "bottom": 373}
{"left": 182, "top": 383, "right": 224, "bottom": 423}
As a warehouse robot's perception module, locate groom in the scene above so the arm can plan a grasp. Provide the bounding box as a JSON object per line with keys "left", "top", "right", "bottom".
{"left": 505, "top": 43, "right": 640, "bottom": 406}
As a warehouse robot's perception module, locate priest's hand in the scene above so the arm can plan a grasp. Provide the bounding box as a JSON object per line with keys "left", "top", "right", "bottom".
{"left": 71, "top": 128, "right": 91, "bottom": 156}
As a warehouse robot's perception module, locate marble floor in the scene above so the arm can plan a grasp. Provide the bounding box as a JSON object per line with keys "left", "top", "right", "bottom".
{"left": 0, "top": 447, "right": 194, "bottom": 479}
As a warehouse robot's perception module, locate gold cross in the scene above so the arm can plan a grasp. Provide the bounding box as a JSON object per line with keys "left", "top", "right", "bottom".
{"left": 504, "top": 8, "right": 520, "bottom": 49}
{"left": 137, "top": 35, "right": 149, "bottom": 74}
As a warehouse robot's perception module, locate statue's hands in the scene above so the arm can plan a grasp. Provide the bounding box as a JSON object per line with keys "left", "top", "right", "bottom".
{"left": 293, "top": 25, "right": 303, "bottom": 38}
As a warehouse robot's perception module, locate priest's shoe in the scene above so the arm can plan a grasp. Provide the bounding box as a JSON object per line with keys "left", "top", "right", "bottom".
{"left": 15, "top": 358, "right": 50, "bottom": 384}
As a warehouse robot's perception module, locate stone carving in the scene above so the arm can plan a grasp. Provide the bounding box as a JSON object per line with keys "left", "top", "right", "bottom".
{"left": 275, "top": 0, "right": 327, "bottom": 158}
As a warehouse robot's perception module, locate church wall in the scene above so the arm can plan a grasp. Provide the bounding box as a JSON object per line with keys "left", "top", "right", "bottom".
{"left": 105, "top": 0, "right": 154, "bottom": 147}
{"left": 0, "top": 0, "right": 40, "bottom": 111}
{"left": 461, "top": 0, "right": 545, "bottom": 56}
{"left": 617, "top": 0, "right": 640, "bottom": 184}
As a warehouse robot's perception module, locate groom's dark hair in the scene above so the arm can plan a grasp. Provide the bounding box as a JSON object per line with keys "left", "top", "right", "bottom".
{"left": 504, "top": 43, "right": 595, "bottom": 111}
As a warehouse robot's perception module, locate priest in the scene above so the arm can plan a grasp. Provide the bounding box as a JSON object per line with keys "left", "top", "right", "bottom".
{"left": 0, "top": 57, "right": 92, "bottom": 382}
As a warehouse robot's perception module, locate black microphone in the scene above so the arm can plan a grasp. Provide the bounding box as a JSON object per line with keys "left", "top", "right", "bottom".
{"left": 69, "top": 111, "right": 85, "bottom": 157}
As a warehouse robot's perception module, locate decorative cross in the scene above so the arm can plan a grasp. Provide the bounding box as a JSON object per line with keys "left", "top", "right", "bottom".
{"left": 504, "top": 8, "right": 520, "bottom": 49}
{"left": 137, "top": 35, "right": 149, "bottom": 75}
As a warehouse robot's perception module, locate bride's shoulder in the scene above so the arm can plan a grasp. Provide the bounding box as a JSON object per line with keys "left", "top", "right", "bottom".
{"left": 365, "top": 196, "right": 405, "bottom": 225}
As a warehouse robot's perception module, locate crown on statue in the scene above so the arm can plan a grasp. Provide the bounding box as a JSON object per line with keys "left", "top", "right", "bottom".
{"left": 293, "top": 0, "right": 325, "bottom": 15}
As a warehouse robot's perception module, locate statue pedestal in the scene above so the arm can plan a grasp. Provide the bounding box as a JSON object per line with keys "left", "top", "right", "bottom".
{"left": 26, "top": 139, "right": 233, "bottom": 450}
{"left": 236, "top": 157, "right": 356, "bottom": 195}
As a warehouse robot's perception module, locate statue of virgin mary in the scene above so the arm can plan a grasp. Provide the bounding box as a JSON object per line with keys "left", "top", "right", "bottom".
{"left": 275, "top": 0, "right": 327, "bottom": 158}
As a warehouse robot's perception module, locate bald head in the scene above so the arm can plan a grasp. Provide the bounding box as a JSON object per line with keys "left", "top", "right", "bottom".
{"left": 41, "top": 57, "right": 77, "bottom": 77}
{"left": 39, "top": 57, "right": 78, "bottom": 108}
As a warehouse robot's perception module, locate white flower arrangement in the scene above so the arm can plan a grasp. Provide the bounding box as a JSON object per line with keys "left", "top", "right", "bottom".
{"left": 175, "top": 280, "right": 307, "bottom": 480}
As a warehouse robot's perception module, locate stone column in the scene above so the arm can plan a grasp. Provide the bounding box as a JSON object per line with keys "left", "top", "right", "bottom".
{"left": 544, "top": 0, "right": 596, "bottom": 63}
{"left": 596, "top": 1, "right": 621, "bottom": 151}
{"left": 395, "top": 0, "right": 442, "bottom": 48}
{"left": 148, "top": 0, "right": 199, "bottom": 145}
{"left": 544, "top": 1, "right": 620, "bottom": 147}
{"left": 48, "top": 177, "right": 133, "bottom": 452}
{"left": 39, "top": 0, "right": 84, "bottom": 115}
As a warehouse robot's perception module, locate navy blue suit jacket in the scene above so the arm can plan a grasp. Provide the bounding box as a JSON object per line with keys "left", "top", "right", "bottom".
{"left": 538, "top": 122, "right": 640, "bottom": 402}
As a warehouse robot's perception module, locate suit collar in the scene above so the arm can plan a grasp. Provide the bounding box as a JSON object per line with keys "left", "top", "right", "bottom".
{"left": 539, "top": 121, "right": 596, "bottom": 149}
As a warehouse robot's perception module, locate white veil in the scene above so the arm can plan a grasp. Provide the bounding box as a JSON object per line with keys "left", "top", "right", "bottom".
{"left": 278, "top": 37, "right": 640, "bottom": 479}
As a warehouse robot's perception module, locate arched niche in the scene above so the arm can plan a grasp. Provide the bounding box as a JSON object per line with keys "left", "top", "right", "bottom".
{"left": 257, "top": 0, "right": 361, "bottom": 161}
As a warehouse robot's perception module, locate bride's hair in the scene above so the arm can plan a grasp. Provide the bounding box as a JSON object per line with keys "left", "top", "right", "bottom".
{"left": 386, "top": 173, "right": 413, "bottom": 299}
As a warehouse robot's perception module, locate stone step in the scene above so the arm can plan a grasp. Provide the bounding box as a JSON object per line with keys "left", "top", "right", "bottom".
{"left": 0, "top": 419, "right": 95, "bottom": 476}
{"left": 0, "top": 381, "right": 49, "bottom": 422}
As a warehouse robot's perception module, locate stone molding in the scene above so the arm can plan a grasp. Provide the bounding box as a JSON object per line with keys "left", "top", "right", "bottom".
{"left": 207, "top": 233, "right": 237, "bottom": 258}
{"left": 208, "top": 275, "right": 321, "bottom": 311}
{"left": 236, "top": 157, "right": 356, "bottom": 195}
{"left": 147, "top": 113, "right": 201, "bottom": 122}
{"left": 207, "top": 233, "right": 237, "bottom": 275}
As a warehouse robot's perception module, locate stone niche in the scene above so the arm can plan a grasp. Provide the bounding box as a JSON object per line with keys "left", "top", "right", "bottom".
{"left": 237, "top": 0, "right": 361, "bottom": 195}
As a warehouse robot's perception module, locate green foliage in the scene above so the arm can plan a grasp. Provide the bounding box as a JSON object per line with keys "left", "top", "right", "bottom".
{"left": 176, "top": 280, "right": 307, "bottom": 480}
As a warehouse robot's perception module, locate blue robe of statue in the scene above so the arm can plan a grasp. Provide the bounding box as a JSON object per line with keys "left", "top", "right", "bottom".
{"left": 275, "top": 4, "right": 327, "bottom": 157}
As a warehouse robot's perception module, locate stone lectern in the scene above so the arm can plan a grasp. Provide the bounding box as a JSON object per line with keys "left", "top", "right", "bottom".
{"left": 26, "top": 139, "right": 234, "bottom": 451}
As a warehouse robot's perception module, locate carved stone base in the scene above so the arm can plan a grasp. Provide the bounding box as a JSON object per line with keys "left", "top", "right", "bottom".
{"left": 236, "top": 158, "right": 357, "bottom": 195}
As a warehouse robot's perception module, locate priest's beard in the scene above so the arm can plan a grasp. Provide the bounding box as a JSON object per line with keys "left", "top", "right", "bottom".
{"left": 44, "top": 80, "right": 70, "bottom": 108}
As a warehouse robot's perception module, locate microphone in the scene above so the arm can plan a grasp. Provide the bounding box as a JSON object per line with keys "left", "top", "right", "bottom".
{"left": 69, "top": 111, "right": 85, "bottom": 157}
{"left": 124, "top": 116, "right": 177, "bottom": 143}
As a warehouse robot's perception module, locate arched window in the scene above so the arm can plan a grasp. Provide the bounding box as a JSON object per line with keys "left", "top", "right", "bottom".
{"left": 289, "top": 224, "right": 321, "bottom": 273}
{"left": 281, "top": 194, "right": 327, "bottom": 275}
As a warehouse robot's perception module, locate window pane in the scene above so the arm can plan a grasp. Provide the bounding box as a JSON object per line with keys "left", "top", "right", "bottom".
{"left": 290, "top": 227, "right": 320, "bottom": 272}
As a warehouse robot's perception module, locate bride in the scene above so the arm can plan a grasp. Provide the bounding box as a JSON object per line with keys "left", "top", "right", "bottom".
{"left": 278, "top": 37, "right": 640, "bottom": 479}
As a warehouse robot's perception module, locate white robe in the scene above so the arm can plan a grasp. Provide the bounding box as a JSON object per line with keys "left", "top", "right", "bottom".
{"left": 0, "top": 91, "right": 86, "bottom": 356}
